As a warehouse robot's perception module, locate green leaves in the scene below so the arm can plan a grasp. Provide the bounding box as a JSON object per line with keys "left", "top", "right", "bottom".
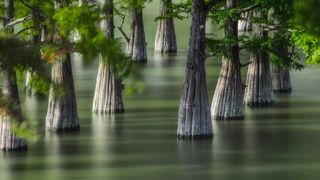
{"left": 291, "top": 30, "right": 320, "bottom": 64}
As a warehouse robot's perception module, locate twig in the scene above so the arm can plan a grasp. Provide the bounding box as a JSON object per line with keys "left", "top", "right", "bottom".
{"left": 116, "top": 12, "right": 130, "bottom": 43}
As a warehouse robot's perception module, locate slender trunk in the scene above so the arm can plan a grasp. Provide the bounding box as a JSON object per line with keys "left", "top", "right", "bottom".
{"left": 126, "top": 5, "right": 147, "bottom": 62}
{"left": 177, "top": 0, "right": 212, "bottom": 138}
{"left": 244, "top": 11, "right": 274, "bottom": 106}
{"left": 154, "top": 0, "right": 177, "bottom": 54}
{"left": 92, "top": 0, "right": 124, "bottom": 113}
{"left": 211, "top": 0, "right": 245, "bottom": 120}
{"left": 0, "top": 0, "right": 28, "bottom": 151}
{"left": 45, "top": 2, "right": 79, "bottom": 132}
{"left": 272, "top": 16, "right": 292, "bottom": 93}
{"left": 238, "top": 10, "right": 252, "bottom": 32}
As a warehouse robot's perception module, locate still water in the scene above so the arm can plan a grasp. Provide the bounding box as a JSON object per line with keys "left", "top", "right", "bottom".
{"left": 2, "top": 1, "right": 320, "bottom": 180}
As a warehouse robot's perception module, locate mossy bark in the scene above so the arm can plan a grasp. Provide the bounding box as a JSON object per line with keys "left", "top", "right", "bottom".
{"left": 154, "top": 0, "right": 177, "bottom": 54}
{"left": 126, "top": 6, "right": 147, "bottom": 62}
{"left": 177, "top": 0, "right": 212, "bottom": 138}
{"left": 211, "top": 0, "right": 245, "bottom": 120}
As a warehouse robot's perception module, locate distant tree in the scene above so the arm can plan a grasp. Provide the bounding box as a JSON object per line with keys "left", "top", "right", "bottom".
{"left": 154, "top": 0, "right": 177, "bottom": 54}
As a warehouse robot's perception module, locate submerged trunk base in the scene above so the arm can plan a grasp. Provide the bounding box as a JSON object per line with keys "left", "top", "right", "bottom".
{"left": 0, "top": 117, "right": 28, "bottom": 151}
{"left": 177, "top": 134, "right": 213, "bottom": 140}
{"left": 245, "top": 101, "right": 274, "bottom": 107}
{"left": 214, "top": 115, "right": 244, "bottom": 121}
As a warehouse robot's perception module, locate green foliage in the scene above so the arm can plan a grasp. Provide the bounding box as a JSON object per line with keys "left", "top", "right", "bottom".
{"left": 155, "top": 0, "right": 192, "bottom": 21}
{"left": 0, "top": 33, "right": 46, "bottom": 71}
{"left": 294, "top": 0, "right": 320, "bottom": 38}
{"left": 291, "top": 30, "right": 320, "bottom": 64}
{"left": 0, "top": 94, "right": 38, "bottom": 144}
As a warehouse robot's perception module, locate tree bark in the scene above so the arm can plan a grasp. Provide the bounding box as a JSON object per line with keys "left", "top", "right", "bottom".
{"left": 244, "top": 10, "right": 274, "bottom": 106}
{"left": 126, "top": 5, "right": 147, "bottom": 62}
{"left": 238, "top": 10, "right": 253, "bottom": 32}
{"left": 272, "top": 65, "right": 291, "bottom": 93}
{"left": 45, "top": 1, "right": 79, "bottom": 132}
{"left": 211, "top": 0, "right": 245, "bottom": 120}
{"left": 154, "top": 0, "right": 177, "bottom": 54}
{"left": 177, "top": 0, "right": 212, "bottom": 138}
{"left": 45, "top": 54, "right": 80, "bottom": 131}
{"left": 271, "top": 15, "right": 292, "bottom": 93}
{"left": 92, "top": 0, "right": 124, "bottom": 113}
{"left": 0, "top": 0, "right": 28, "bottom": 151}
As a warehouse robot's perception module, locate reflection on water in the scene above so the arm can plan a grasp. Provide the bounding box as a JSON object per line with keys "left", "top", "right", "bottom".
{"left": 0, "top": 48, "right": 318, "bottom": 179}
{"left": 2, "top": 2, "right": 320, "bottom": 179}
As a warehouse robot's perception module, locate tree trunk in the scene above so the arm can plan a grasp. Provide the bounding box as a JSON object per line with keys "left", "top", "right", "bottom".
{"left": 244, "top": 11, "right": 274, "bottom": 106}
{"left": 126, "top": 6, "right": 147, "bottom": 62}
{"left": 272, "top": 65, "right": 291, "bottom": 93}
{"left": 154, "top": 0, "right": 177, "bottom": 54}
{"left": 238, "top": 10, "right": 253, "bottom": 32}
{"left": 92, "top": 0, "right": 124, "bottom": 113}
{"left": 0, "top": 0, "right": 28, "bottom": 151}
{"left": 211, "top": 0, "right": 245, "bottom": 120}
{"left": 271, "top": 15, "right": 292, "bottom": 93}
{"left": 177, "top": 0, "right": 212, "bottom": 138}
{"left": 46, "top": 54, "right": 80, "bottom": 131}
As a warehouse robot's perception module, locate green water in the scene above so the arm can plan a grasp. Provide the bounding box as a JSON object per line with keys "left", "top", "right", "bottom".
{"left": 2, "top": 1, "right": 320, "bottom": 180}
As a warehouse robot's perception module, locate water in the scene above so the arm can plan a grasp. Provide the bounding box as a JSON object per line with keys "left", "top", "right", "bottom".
{"left": 2, "top": 1, "right": 320, "bottom": 180}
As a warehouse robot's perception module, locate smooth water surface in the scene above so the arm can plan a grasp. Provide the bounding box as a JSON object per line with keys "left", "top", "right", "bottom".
{"left": 2, "top": 1, "right": 320, "bottom": 180}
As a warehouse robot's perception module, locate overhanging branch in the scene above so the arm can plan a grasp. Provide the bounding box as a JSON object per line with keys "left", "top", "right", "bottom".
{"left": 238, "top": 2, "right": 260, "bottom": 14}
{"left": 5, "top": 15, "right": 33, "bottom": 28}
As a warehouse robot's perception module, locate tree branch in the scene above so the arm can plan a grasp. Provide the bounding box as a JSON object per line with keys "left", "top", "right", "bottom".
{"left": 205, "top": 0, "right": 221, "bottom": 14}
{"left": 20, "top": 0, "right": 34, "bottom": 10}
{"left": 5, "top": 15, "right": 33, "bottom": 28}
{"left": 238, "top": 2, "right": 260, "bottom": 14}
{"left": 241, "top": 61, "right": 253, "bottom": 67}
{"left": 116, "top": 12, "right": 130, "bottom": 43}
{"left": 15, "top": 26, "right": 36, "bottom": 36}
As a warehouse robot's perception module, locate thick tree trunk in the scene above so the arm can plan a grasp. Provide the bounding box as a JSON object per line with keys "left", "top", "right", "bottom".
{"left": 126, "top": 6, "right": 147, "bottom": 62}
{"left": 177, "top": 0, "right": 212, "bottom": 138}
{"left": 92, "top": 0, "right": 124, "bottom": 113}
{"left": 238, "top": 10, "right": 253, "bottom": 32}
{"left": 271, "top": 16, "right": 292, "bottom": 93}
{"left": 0, "top": 0, "right": 28, "bottom": 151}
{"left": 0, "top": 70, "right": 28, "bottom": 151}
{"left": 272, "top": 65, "right": 291, "bottom": 93}
{"left": 154, "top": 0, "right": 177, "bottom": 54}
{"left": 45, "top": 54, "right": 80, "bottom": 131}
{"left": 211, "top": 0, "right": 245, "bottom": 120}
{"left": 244, "top": 11, "right": 273, "bottom": 106}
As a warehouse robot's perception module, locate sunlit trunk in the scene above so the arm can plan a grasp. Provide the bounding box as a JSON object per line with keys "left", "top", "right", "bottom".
{"left": 211, "top": 0, "right": 245, "bottom": 120}
{"left": 154, "top": 0, "right": 177, "bottom": 54}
